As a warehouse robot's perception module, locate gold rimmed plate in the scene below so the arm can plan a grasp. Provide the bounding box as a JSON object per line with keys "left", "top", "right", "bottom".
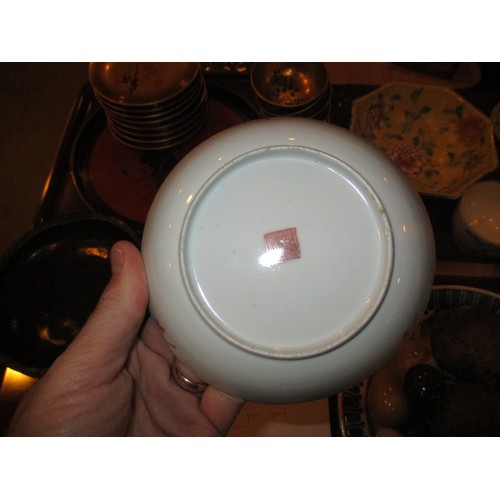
{"left": 89, "top": 62, "right": 201, "bottom": 106}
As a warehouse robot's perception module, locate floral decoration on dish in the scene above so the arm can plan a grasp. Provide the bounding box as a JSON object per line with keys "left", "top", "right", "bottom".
{"left": 350, "top": 82, "right": 498, "bottom": 198}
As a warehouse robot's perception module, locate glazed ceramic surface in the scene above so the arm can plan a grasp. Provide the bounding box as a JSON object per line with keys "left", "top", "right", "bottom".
{"left": 351, "top": 82, "right": 498, "bottom": 199}
{"left": 453, "top": 181, "right": 500, "bottom": 258}
{"left": 142, "top": 117, "right": 435, "bottom": 403}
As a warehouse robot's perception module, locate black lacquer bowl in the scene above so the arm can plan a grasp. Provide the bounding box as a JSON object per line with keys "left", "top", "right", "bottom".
{"left": 0, "top": 214, "right": 138, "bottom": 377}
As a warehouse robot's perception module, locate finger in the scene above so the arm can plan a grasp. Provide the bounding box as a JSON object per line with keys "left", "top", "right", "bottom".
{"left": 60, "top": 240, "right": 149, "bottom": 382}
{"left": 171, "top": 360, "right": 244, "bottom": 433}
{"left": 140, "top": 317, "right": 176, "bottom": 365}
{"left": 200, "top": 387, "right": 245, "bottom": 435}
{"left": 171, "top": 360, "right": 207, "bottom": 394}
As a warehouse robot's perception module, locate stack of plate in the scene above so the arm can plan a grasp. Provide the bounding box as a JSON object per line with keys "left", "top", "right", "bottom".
{"left": 88, "top": 63, "right": 208, "bottom": 150}
{"left": 250, "top": 62, "right": 331, "bottom": 120}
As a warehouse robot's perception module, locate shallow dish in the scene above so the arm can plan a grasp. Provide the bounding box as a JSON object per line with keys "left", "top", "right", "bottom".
{"left": 142, "top": 117, "right": 435, "bottom": 403}
{"left": 338, "top": 285, "right": 500, "bottom": 436}
{"left": 89, "top": 62, "right": 200, "bottom": 106}
{"left": 350, "top": 81, "right": 498, "bottom": 199}
{"left": 0, "top": 215, "right": 138, "bottom": 377}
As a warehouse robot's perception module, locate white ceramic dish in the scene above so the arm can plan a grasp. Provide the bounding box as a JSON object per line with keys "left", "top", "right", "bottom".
{"left": 453, "top": 180, "right": 500, "bottom": 258}
{"left": 142, "top": 117, "right": 435, "bottom": 403}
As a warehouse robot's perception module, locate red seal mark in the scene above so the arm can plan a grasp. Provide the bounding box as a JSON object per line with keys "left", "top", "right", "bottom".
{"left": 264, "top": 227, "right": 301, "bottom": 264}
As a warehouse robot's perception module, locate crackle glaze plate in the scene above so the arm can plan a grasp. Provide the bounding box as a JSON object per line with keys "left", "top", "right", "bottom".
{"left": 350, "top": 82, "right": 499, "bottom": 199}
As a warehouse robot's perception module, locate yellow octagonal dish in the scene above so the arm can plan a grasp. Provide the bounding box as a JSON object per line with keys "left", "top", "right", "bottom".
{"left": 350, "top": 81, "right": 499, "bottom": 198}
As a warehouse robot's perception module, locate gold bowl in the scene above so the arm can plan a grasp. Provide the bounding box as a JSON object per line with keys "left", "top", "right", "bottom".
{"left": 250, "top": 62, "right": 329, "bottom": 113}
{"left": 89, "top": 62, "right": 200, "bottom": 106}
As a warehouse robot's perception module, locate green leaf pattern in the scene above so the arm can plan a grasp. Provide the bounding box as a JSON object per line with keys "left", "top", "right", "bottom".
{"left": 352, "top": 82, "right": 497, "bottom": 197}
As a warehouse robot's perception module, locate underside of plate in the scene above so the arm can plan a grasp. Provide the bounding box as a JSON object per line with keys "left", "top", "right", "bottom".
{"left": 180, "top": 146, "right": 394, "bottom": 359}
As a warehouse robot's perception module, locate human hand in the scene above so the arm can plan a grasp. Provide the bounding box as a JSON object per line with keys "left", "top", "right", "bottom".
{"left": 7, "top": 241, "right": 244, "bottom": 436}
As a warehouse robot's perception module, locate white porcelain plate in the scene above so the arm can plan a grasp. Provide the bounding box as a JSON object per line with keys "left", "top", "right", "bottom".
{"left": 181, "top": 146, "right": 393, "bottom": 359}
{"left": 142, "top": 117, "right": 435, "bottom": 403}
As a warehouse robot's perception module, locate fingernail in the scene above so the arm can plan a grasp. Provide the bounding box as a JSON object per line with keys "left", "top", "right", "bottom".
{"left": 111, "top": 245, "right": 125, "bottom": 275}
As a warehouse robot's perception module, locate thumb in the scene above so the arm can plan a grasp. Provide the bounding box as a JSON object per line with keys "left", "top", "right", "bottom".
{"left": 60, "top": 240, "right": 149, "bottom": 382}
